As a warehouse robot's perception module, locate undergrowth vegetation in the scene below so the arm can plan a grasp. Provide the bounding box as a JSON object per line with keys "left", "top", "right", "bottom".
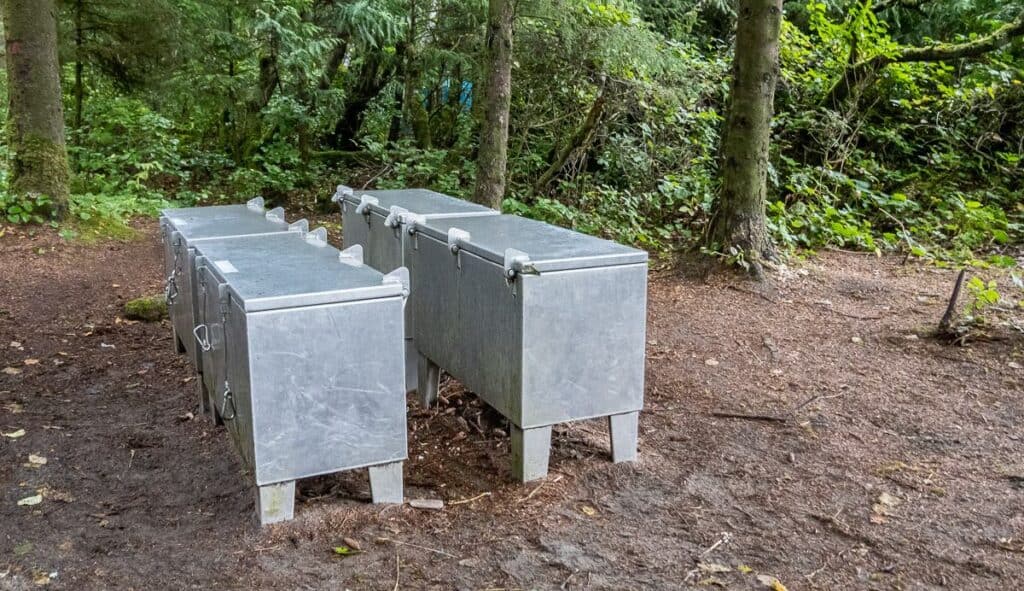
{"left": 0, "top": 0, "right": 1020, "bottom": 277}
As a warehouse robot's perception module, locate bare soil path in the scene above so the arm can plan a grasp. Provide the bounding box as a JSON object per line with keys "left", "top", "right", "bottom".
{"left": 1, "top": 221, "right": 1021, "bottom": 590}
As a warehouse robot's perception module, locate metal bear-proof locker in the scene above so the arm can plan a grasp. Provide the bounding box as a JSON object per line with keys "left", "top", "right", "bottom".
{"left": 190, "top": 228, "right": 408, "bottom": 525}
{"left": 407, "top": 214, "right": 649, "bottom": 482}
{"left": 159, "top": 198, "right": 306, "bottom": 417}
{"left": 331, "top": 186, "right": 498, "bottom": 393}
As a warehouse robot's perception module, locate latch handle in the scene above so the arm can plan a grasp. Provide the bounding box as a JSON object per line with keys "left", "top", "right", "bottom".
{"left": 305, "top": 227, "right": 328, "bottom": 246}
{"left": 404, "top": 213, "right": 426, "bottom": 235}
{"left": 246, "top": 196, "right": 265, "bottom": 211}
{"left": 220, "top": 387, "right": 236, "bottom": 421}
{"left": 447, "top": 228, "right": 471, "bottom": 255}
{"left": 288, "top": 219, "right": 309, "bottom": 233}
{"left": 384, "top": 205, "right": 409, "bottom": 229}
{"left": 355, "top": 194, "right": 379, "bottom": 215}
{"left": 383, "top": 267, "right": 411, "bottom": 300}
{"left": 503, "top": 248, "right": 539, "bottom": 279}
{"left": 265, "top": 206, "right": 285, "bottom": 223}
{"left": 193, "top": 324, "right": 212, "bottom": 352}
{"left": 338, "top": 244, "right": 364, "bottom": 266}
{"left": 164, "top": 273, "right": 178, "bottom": 304}
{"left": 332, "top": 185, "right": 354, "bottom": 203}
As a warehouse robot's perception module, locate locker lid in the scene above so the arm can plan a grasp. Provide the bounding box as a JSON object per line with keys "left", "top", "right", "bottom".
{"left": 161, "top": 198, "right": 291, "bottom": 241}
{"left": 412, "top": 214, "right": 648, "bottom": 273}
{"left": 332, "top": 186, "right": 496, "bottom": 219}
{"left": 193, "top": 231, "right": 405, "bottom": 312}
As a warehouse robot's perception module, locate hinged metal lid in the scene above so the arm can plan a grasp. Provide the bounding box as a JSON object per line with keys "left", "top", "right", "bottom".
{"left": 412, "top": 214, "right": 648, "bottom": 273}
{"left": 161, "top": 199, "right": 291, "bottom": 241}
{"left": 193, "top": 231, "right": 404, "bottom": 312}
{"left": 334, "top": 187, "right": 497, "bottom": 219}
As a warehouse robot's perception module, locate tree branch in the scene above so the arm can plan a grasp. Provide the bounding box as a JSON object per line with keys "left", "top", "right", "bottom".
{"left": 825, "top": 10, "right": 1024, "bottom": 108}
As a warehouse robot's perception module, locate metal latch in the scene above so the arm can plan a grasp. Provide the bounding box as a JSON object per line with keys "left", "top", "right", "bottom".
{"left": 447, "top": 228, "right": 471, "bottom": 269}
{"left": 447, "top": 228, "right": 471, "bottom": 254}
{"left": 503, "top": 248, "right": 539, "bottom": 280}
{"left": 384, "top": 205, "right": 409, "bottom": 229}
{"left": 383, "top": 267, "right": 411, "bottom": 303}
{"left": 164, "top": 272, "right": 178, "bottom": 304}
{"left": 265, "top": 206, "right": 285, "bottom": 223}
{"left": 338, "top": 244, "right": 363, "bottom": 266}
{"left": 332, "top": 185, "right": 354, "bottom": 204}
{"left": 305, "top": 227, "right": 328, "bottom": 247}
{"left": 220, "top": 386, "right": 236, "bottom": 421}
{"left": 355, "top": 194, "right": 379, "bottom": 217}
{"left": 288, "top": 219, "right": 309, "bottom": 233}
{"left": 246, "top": 196, "right": 265, "bottom": 211}
{"left": 193, "top": 324, "right": 212, "bottom": 352}
{"left": 404, "top": 213, "right": 426, "bottom": 235}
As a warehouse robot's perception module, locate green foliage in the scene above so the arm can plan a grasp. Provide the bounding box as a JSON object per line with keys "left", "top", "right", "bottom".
{"left": 0, "top": 191, "right": 53, "bottom": 225}
{"left": 0, "top": 0, "right": 1017, "bottom": 279}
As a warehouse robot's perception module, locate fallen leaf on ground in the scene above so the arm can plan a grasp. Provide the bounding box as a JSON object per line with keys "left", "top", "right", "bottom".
{"left": 408, "top": 498, "right": 444, "bottom": 510}
{"left": 580, "top": 505, "right": 597, "bottom": 516}
{"left": 2, "top": 428, "right": 26, "bottom": 438}
{"left": 13, "top": 542, "right": 32, "bottom": 556}
{"left": 704, "top": 359, "right": 719, "bottom": 366}
{"left": 332, "top": 546, "right": 360, "bottom": 557}
{"left": 17, "top": 494, "right": 43, "bottom": 506}
{"left": 23, "top": 358, "right": 39, "bottom": 365}
{"left": 27, "top": 454, "right": 47, "bottom": 466}
{"left": 737, "top": 565, "right": 753, "bottom": 574}
{"left": 3, "top": 367, "right": 22, "bottom": 375}
{"left": 10, "top": 341, "right": 22, "bottom": 349}
{"left": 698, "top": 562, "right": 731, "bottom": 574}
{"left": 342, "top": 537, "right": 361, "bottom": 551}
{"left": 756, "top": 575, "right": 788, "bottom": 591}
{"left": 37, "top": 487, "right": 74, "bottom": 503}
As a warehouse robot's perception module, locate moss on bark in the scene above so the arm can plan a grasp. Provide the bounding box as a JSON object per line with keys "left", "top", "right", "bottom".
{"left": 9, "top": 134, "right": 70, "bottom": 218}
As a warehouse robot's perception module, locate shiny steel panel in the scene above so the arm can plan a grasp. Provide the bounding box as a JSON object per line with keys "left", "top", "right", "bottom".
{"left": 411, "top": 226, "right": 647, "bottom": 429}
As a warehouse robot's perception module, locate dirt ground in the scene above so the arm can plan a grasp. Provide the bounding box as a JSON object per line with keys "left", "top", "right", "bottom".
{"left": 1, "top": 219, "right": 1022, "bottom": 590}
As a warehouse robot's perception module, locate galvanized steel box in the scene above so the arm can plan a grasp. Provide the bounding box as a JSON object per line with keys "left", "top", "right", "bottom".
{"left": 159, "top": 197, "right": 304, "bottom": 366}
{"left": 408, "top": 214, "right": 648, "bottom": 481}
{"left": 331, "top": 186, "right": 498, "bottom": 392}
{"left": 191, "top": 228, "right": 408, "bottom": 524}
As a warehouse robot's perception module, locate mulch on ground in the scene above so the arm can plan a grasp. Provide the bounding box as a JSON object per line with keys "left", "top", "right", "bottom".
{"left": 1, "top": 220, "right": 1021, "bottom": 590}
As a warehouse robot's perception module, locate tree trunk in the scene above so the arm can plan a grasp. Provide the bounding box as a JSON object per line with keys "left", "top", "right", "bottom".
{"left": 73, "top": 0, "right": 84, "bottom": 132}
{"left": 707, "top": 0, "right": 782, "bottom": 272}
{"left": 402, "top": 2, "right": 432, "bottom": 149}
{"left": 2, "top": 0, "right": 71, "bottom": 219}
{"left": 472, "top": 0, "right": 514, "bottom": 210}
{"left": 533, "top": 82, "right": 607, "bottom": 195}
{"left": 329, "top": 51, "right": 396, "bottom": 150}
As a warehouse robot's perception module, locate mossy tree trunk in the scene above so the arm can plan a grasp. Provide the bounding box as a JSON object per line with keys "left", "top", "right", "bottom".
{"left": 2, "top": 0, "right": 71, "bottom": 219}
{"left": 472, "top": 0, "right": 514, "bottom": 210}
{"left": 707, "top": 0, "right": 782, "bottom": 274}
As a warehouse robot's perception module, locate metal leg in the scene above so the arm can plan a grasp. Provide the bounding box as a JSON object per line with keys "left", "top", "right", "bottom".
{"left": 197, "top": 374, "right": 211, "bottom": 416}
{"left": 368, "top": 461, "right": 404, "bottom": 504}
{"left": 608, "top": 411, "right": 639, "bottom": 463}
{"left": 404, "top": 339, "right": 419, "bottom": 394}
{"left": 256, "top": 480, "right": 295, "bottom": 525}
{"left": 511, "top": 425, "right": 552, "bottom": 482}
{"left": 417, "top": 353, "right": 440, "bottom": 407}
{"left": 171, "top": 325, "right": 186, "bottom": 354}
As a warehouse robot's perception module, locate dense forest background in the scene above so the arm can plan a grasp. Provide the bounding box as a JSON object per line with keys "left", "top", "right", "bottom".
{"left": 0, "top": 0, "right": 1021, "bottom": 268}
